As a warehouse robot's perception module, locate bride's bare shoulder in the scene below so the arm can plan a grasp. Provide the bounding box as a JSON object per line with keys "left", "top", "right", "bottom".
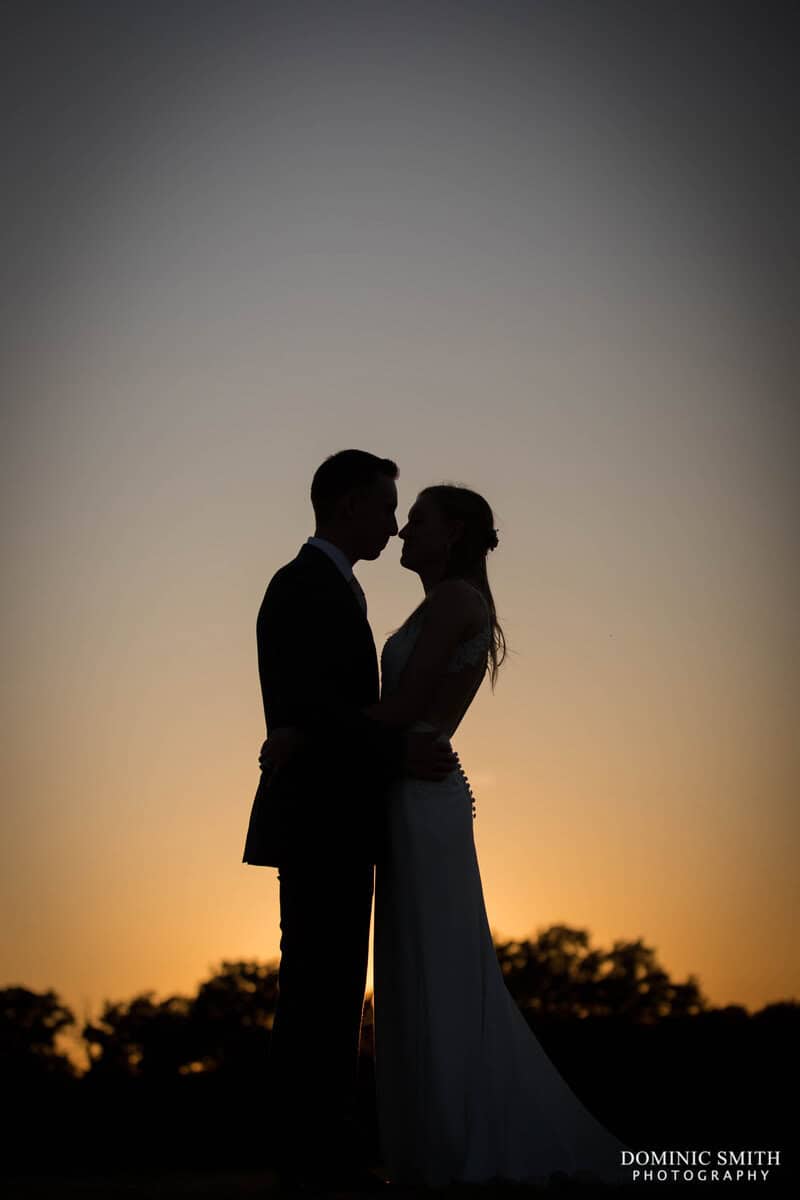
{"left": 427, "top": 579, "right": 487, "bottom": 626}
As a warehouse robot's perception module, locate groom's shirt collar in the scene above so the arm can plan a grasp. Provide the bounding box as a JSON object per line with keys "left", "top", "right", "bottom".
{"left": 305, "top": 536, "right": 354, "bottom": 581}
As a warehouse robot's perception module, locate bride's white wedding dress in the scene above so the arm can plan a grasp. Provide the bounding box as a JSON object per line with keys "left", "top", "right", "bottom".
{"left": 373, "top": 603, "right": 631, "bottom": 1188}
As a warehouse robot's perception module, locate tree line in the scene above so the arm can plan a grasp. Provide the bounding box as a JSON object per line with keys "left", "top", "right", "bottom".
{"left": 6, "top": 921, "right": 800, "bottom": 1084}
{"left": 2, "top": 925, "right": 796, "bottom": 1176}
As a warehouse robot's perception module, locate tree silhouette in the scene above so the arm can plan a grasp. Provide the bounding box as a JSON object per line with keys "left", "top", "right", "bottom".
{"left": 4, "top": 930, "right": 790, "bottom": 1092}
{"left": 82, "top": 960, "right": 279, "bottom": 1079}
{"left": 83, "top": 992, "right": 195, "bottom": 1080}
{"left": 189, "top": 959, "right": 279, "bottom": 1077}
{"left": 0, "top": 986, "right": 76, "bottom": 1079}
{"left": 1, "top": 937, "right": 796, "bottom": 1175}
{"left": 495, "top": 926, "right": 708, "bottom": 1022}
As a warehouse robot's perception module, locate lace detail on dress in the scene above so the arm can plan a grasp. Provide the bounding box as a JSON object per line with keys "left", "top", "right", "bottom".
{"left": 446, "top": 626, "right": 491, "bottom": 673}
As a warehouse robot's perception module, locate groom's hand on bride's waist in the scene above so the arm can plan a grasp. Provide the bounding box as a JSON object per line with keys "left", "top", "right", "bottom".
{"left": 257, "top": 726, "right": 458, "bottom": 782}
{"left": 258, "top": 727, "right": 306, "bottom": 776}
{"left": 403, "top": 731, "right": 459, "bottom": 781}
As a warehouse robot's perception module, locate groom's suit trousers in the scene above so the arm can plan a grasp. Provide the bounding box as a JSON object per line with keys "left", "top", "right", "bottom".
{"left": 269, "top": 857, "right": 375, "bottom": 1167}
{"left": 244, "top": 545, "right": 406, "bottom": 1169}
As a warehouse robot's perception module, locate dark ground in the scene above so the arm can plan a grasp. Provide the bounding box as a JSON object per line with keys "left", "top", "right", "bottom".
{"left": 4, "top": 1016, "right": 795, "bottom": 1198}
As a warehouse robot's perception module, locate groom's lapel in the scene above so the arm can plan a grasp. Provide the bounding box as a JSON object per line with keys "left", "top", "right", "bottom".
{"left": 298, "top": 543, "right": 371, "bottom": 625}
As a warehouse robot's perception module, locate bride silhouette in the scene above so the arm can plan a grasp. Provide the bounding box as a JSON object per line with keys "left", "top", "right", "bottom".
{"left": 367, "top": 484, "right": 631, "bottom": 1187}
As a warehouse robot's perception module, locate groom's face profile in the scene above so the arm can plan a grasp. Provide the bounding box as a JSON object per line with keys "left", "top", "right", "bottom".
{"left": 343, "top": 472, "right": 399, "bottom": 562}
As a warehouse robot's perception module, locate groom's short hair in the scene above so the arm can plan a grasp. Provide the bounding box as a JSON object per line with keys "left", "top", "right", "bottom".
{"left": 311, "top": 449, "right": 399, "bottom": 521}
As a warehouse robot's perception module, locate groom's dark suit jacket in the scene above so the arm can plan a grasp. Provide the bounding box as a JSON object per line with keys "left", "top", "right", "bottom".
{"left": 242, "top": 543, "right": 406, "bottom": 866}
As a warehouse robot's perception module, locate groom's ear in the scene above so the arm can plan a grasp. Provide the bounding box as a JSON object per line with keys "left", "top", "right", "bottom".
{"left": 340, "top": 486, "right": 366, "bottom": 521}
{"left": 340, "top": 489, "right": 358, "bottom": 519}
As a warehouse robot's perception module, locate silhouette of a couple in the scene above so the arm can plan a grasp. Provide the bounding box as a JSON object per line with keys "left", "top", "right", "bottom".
{"left": 243, "top": 450, "right": 630, "bottom": 1192}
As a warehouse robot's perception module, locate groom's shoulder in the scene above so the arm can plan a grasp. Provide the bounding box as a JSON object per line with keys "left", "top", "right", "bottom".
{"left": 269, "top": 550, "right": 304, "bottom": 582}
{"left": 257, "top": 557, "right": 306, "bottom": 634}
{"left": 263, "top": 550, "right": 309, "bottom": 594}
{"left": 261, "top": 546, "right": 325, "bottom": 604}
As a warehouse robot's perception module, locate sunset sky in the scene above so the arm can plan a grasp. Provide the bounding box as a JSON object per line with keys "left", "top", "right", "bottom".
{"left": 2, "top": 1, "right": 797, "bottom": 1063}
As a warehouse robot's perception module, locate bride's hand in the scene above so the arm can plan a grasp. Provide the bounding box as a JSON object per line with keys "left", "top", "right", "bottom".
{"left": 258, "top": 726, "right": 306, "bottom": 774}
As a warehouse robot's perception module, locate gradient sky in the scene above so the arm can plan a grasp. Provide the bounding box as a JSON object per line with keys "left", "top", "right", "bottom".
{"left": 2, "top": 1, "right": 798, "bottom": 1062}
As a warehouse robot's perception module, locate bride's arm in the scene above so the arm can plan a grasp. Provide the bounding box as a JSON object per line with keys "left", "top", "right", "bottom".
{"left": 364, "top": 579, "right": 482, "bottom": 727}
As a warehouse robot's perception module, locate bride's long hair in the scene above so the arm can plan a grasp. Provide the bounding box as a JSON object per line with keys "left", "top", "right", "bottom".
{"left": 402, "top": 484, "right": 508, "bottom": 689}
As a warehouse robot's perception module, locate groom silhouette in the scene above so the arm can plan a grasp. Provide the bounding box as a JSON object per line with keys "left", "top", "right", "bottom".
{"left": 242, "top": 449, "right": 456, "bottom": 1190}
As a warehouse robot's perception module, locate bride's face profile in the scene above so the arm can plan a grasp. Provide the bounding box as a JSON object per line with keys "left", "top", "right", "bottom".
{"left": 398, "top": 494, "right": 459, "bottom": 576}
